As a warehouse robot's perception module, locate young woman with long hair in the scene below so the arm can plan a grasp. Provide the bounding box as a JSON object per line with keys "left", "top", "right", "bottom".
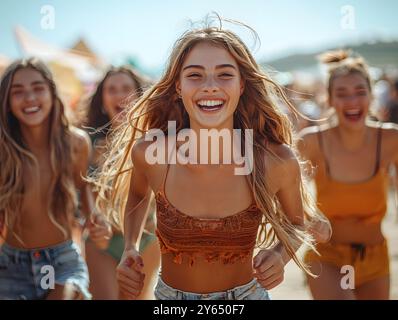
{"left": 298, "top": 50, "right": 398, "bottom": 299}
{"left": 81, "top": 66, "right": 160, "bottom": 299}
{"left": 94, "top": 18, "right": 330, "bottom": 300}
{"left": 0, "top": 58, "right": 111, "bottom": 300}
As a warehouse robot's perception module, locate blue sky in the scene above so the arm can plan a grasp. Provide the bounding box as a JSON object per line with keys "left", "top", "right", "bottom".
{"left": 1, "top": 0, "right": 397, "bottom": 73}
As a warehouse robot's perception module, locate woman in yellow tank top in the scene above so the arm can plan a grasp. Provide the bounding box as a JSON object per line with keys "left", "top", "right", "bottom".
{"left": 298, "top": 50, "right": 398, "bottom": 299}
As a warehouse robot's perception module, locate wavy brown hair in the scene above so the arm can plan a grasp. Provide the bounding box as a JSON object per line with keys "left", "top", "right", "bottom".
{"left": 94, "top": 18, "right": 327, "bottom": 275}
{"left": 0, "top": 58, "right": 77, "bottom": 245}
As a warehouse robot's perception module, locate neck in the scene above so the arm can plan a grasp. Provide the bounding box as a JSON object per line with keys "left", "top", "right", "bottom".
{"left": 188, "top": 118, "right": 235, "bottom": 166}
{"left": 20, "top": 121, "right": 50, "bottom": 154}
{"left": 336, "top": 125, "right": 368, "bottom": 152}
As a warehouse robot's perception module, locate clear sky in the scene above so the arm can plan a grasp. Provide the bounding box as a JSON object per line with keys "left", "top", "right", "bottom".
{"left": 1, "top": 0, "right": 397, "bottom": 72}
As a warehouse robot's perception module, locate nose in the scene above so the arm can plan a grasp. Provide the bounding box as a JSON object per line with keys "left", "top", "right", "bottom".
{"left": 24, "top": 90, "right": 37, "bottom": 103}
{"left": 343, "top": 94, "right": 360, "bottom": 106}
{"left": 202, "top": 76, "right": 219, "bottom": 93}
{"left": 113, "top": 90, "right": 129, "bottom": 105}
{"left": 115, "top": 90, "right": 126, "bottom": 100}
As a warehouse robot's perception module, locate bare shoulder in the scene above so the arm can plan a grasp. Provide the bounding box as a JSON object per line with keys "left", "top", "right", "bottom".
{"left": 131, "top": 136, "right": 154, "bottom": 169}
{"left": 377, "top": 122, "right": 398, "bottom": 157}
{"left": 69, "top": 127, "right": 91, "bottom": 185}
{"left": 366, "top": 121, "right": 398, "bottom": 146}
{"left": 266, "top": 143, "right": 301, "bottom": 191}
{"left": 131, "top": 134, "right": 170, "bottom": 188}
{"left": 267, "top": 142, "right": 297, "bottom": 162}
{"left": 131, "top": 133, "right": 176, "bottom": 166}
{"left": 70, "top": 126, "right": 91, "bottom": 154}
{"left": 296, "top": 124, "right": 332, "bottom": 160}
{"left": 379, "top": 122, "right": 398, "bottom": 141}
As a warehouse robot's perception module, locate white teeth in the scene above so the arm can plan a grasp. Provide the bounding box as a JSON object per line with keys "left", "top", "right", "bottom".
{"left": 197, "top": 100, "right": 224, "bottom": 107}
{"left": 23, "top": 106, "right": 40, "bottom": 114}
{"left": 345, "top": 109, "right": 361, "bottom": 115}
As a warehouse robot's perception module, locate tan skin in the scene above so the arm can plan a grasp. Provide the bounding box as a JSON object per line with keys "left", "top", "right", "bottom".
{"left": 298, "top": 73, "right": 398, "bottom": 299}
{"left": 115, "top": 43, "right": 317, "bottom": 299}
{"left": 85, "top": 72, "right": 160, "bottom": 300}
{"left": 5, "top": 68, "right": 111, "bottom": 300}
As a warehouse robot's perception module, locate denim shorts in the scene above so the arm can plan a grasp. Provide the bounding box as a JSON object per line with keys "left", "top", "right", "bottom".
{"left": 0, "top": 240, "right": 91, "bottom": 300}
{"left": 154, "top": 277, "right": 271, "bottom": 300}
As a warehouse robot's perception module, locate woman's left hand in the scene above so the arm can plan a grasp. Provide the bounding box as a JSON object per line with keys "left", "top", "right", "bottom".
{"left": 253, "top": 249, "right": 285, "bottom": 290}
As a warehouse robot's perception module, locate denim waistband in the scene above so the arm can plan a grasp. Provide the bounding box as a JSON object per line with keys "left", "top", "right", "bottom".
{"left": 1, "top": 240, "right": 75, "bottom": 264}
{"left": 156, "top": 276, "right": 262, "bottom": 300}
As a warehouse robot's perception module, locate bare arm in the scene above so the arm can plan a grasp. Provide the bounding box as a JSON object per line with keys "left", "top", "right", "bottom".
{"left": 72, "top": 129, "right": 94, "bottom": 220}
{"left": 116, "top": 140, "right": 154, "bottom": 300}
{"left": 72, "top": 128, "right": 112, "bottom": 248}
{"left": 253, "top": 145, "right": 305, "bottom": 289}
{"left": 123, "top": 140, "right": 153, "bottom": 251}
{"left": 296, "top": 126, "right": 319, "bottom": 175}
{"left": 273, "top": 152, "right": 305, "bottom": 264}
{"left": 296, "top": 128, "right": 332, "bottom": 242}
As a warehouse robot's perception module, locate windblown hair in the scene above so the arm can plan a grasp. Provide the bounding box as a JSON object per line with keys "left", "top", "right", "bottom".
{"left": 0, "top": 58, "right": 77, "bottom": 245}
{"left": 319, "top": 49, "right": 372, "bottom": 97}
{"left": 94, "top": 17, "right": 327, "bottom": 275}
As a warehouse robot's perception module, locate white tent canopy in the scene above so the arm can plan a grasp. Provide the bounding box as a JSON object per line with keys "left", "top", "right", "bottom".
{"left": 14, "top": 26, "right": 105, "bottom": 83}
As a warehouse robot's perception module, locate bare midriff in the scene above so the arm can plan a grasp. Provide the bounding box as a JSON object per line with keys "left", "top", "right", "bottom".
{"left": 160, "top": 253, "right": 254, "bottom": 293}
{"left": 329, "top": 219, "right": 384, "bottom": 245}
{"left": 5, "top": 213, "right": 71, "bottom": 249}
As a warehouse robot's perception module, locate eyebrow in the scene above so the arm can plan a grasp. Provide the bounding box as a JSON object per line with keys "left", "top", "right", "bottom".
{"left": 182, "top": 64, "right": 237, "bottom": 71}
{"left": 11, "top": 80, "right": 46, "bottom": 88}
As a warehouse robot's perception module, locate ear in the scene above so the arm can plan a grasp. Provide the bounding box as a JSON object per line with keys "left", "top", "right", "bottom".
{"left": 175, "top": 79, "right": 181, "bottom": 96}
{"left": 240, "top": 78, "right": 245, "bottom": 96}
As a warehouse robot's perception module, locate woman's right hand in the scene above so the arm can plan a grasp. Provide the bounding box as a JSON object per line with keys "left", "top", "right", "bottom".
{"left": 307, "top": 219, "right": 332, "bottom": 243}
{"left": 116, "top": 248, "right": 145, "bottom": 300}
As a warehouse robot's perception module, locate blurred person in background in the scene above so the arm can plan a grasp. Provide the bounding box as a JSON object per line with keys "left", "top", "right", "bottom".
{"left": 298, "top": 50, "right": 398, "bottom": 300}
{"left": 0, "top": 58, "right": 111, "bottom": 300}
{"left": 80, "top": 66, "right": 160, "bottom": 300}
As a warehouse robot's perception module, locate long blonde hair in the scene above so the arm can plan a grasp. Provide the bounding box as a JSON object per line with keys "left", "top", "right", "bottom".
{"left": 0, "top": 58, "right": 77, "bottom": 245}
{"left": 94, "top": 18, "right": 325, "bottom": 274}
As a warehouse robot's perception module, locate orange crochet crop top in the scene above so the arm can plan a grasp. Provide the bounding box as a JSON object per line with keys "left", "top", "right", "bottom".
{"left": 155, "top": 165, "right": 263, "bottom": 266}
{"left": 314, "top": 126, "right": 388, "bottom": 224}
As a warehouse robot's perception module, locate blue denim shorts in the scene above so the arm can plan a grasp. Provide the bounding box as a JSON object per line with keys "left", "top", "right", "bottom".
{"left": 0, "top": 240, "right": 91, "bottom": 300}
{"left": 154, "top": 277, "right": 271, "bottom": 300}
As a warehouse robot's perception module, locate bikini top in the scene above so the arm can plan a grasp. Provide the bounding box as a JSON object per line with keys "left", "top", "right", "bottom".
{"left": 314, "top": 126, "right": 388, "bottom": 224}
{"left": 155, "top": 164, "right": 263, "bottom": 266}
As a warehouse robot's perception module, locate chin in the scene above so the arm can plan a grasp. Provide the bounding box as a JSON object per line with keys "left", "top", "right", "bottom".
{"left": 196, "top": 118, "right": 231, "bottom": 130}
{"left": 20, "top": 121, "right": 47, "bottom": 128}
{"left": 16, "top": 115, "right": 49, "bottom": 128}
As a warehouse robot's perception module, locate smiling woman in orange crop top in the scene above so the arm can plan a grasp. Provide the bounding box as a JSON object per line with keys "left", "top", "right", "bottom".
{"left": 94, "top": 16, "right": 330, "bottom": 300}
{"left": 298, "top": 49, "right": 398, "bottom": 300}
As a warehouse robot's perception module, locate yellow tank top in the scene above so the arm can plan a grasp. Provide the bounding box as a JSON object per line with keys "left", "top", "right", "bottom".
{"left": 314, "top": 126, "right": 388, "bottom": 224}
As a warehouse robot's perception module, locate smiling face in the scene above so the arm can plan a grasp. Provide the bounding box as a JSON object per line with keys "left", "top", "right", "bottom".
{"left": 176, "top": 42, "right": 244, "bottom": 130}
{"left": 329, "top": 72, "right": 372, "bottom": 130}
{"left": 102, "top": 72, "right": 138, "bottom": 122}
{"left": 9, "top": 67, "right": 53, "bottom": 128}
